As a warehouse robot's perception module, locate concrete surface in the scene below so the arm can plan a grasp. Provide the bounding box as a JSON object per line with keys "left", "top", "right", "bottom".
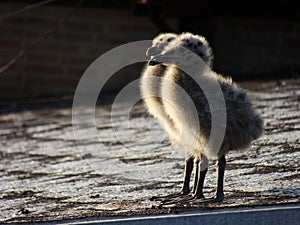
{"left": 0, "top": 78, "right": 299, "bottom": 223}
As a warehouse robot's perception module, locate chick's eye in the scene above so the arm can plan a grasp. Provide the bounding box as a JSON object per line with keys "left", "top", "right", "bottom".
{"left": 167, "top": 38, "right": 172, "bottom": 42}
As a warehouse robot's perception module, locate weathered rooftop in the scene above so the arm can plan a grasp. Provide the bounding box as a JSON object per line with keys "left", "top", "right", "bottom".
{"left": 0, "top": 78, "right": 299, "bottom": 223}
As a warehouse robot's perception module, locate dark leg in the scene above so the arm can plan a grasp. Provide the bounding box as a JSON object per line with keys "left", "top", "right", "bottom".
{"left": 181, "top": 156, "right": 194, "bottom": 195}
{"left": 160, "top": 155, "right": 208, "bottom": 205}
{"left": 193, "top": 155, "right": 208, "bottom": 199}
{"left": 150, "top": 156, "right": 194, "bottom": 201}
{"left": 200, "top": 154, "right": 226, "bottom": 203}
{"left": 214, "top": 154, "right": 226, "bottom": 202}
{"left": 191, "top": 158, "right": 200, "bottom": 194}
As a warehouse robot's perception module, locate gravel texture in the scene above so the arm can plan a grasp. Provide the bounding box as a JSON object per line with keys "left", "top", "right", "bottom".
{"left": 0, "top": 78, "right": 299, "bottom": 223}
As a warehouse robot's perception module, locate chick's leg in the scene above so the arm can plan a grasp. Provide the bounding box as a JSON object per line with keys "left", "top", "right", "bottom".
{"left": 150, "top": 156, "right": 194, "bottom": 202}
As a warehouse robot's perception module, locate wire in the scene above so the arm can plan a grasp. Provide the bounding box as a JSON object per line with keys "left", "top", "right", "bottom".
{"left": 0, "top": 0, "right": 57, "bottom": 21}
{"left": 0, "top": 0, "right": 85, "bottom": 75}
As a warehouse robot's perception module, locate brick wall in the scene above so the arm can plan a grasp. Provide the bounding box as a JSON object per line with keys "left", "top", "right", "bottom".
{"left": 0, "top": 2, "right": 299, "bottom": 100}
{"left": 0, "top": 2, "right": 162, "bottom": 99}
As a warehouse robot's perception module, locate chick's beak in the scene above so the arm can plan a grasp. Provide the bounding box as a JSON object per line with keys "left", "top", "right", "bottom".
{"left": 148, "top": 59, "right": 161, "bottom": 66}
{"left": 148, "top": 54, "right": 164, "bottom": 66}
{"left": 147, "top": 54, "right": 163, "bottom": 66}
{"left": 146, "top": 47, "right": 154, "bottom": 57}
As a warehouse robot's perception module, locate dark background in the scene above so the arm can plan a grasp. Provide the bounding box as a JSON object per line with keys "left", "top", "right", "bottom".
{"left": 0, "top": 0, "right": 299, "bottom": 101}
